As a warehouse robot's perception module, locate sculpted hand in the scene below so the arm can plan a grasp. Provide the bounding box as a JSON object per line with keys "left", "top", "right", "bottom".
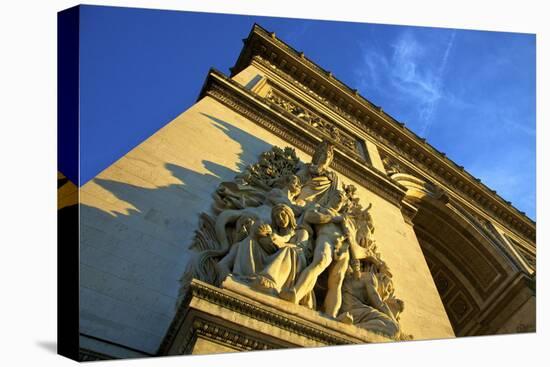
{"left": 271, "top": 234, "right": 296, "bottom": 249}
{"left": 255, "top": 224, "right": 277, "bottom": 254}
{"left": 255, "top": 223, "right": 272, "bottom": 237}
{"left": 366, "top": 270, "right": 379, "bottom": 289}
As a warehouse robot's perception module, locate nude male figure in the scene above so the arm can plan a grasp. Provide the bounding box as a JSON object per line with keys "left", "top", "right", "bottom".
{"left": 280, "top": 190, "right": 350, "bottom": 318}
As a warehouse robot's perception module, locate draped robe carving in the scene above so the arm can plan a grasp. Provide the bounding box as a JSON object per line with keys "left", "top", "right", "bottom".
{"left": 179, "top": 141, "right": 411, "bottom": 340}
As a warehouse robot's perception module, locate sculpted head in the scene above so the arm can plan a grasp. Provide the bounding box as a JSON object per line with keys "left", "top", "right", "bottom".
{"left": 271, "top": 203, "right": 297, "bottom": 232}
{"left": 310, "top": 140, "right": 334, "bottom": 174}
{"left": 286, "top": 174, "right": 301, "bottom": 196}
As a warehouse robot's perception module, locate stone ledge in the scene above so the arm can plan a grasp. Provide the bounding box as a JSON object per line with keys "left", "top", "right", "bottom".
{"left": 159, "top": 278, "right": 392, "bottom": 355}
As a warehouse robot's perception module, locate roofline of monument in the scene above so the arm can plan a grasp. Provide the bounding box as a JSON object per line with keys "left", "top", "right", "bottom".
{"left": 227, "top": 23, "right": 536, "bottom": 235}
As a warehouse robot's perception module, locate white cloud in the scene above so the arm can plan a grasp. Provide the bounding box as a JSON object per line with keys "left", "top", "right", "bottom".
{"left": 354, "top": 28, "right": 535, "bottom": 219}
{"left": 356, "top": 29, "right": 457, "bottom": 137}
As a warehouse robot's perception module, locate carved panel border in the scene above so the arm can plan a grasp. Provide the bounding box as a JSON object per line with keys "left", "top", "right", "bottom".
{"left": 187, "top": 280, "right": 354, "bottom": 345}
{"left": 265, "top": 88, "right": 367, "bottom": 160}
{"left": 179, "top": 318, "right": 280, "bottom": 354}
{"left": 159, "top": 279, "right": 371, "bottom": 355}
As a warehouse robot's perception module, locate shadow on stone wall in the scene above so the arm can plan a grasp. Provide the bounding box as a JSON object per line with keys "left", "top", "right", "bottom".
{"left": 77, "top": 113, "right": 275, "bottom": 354}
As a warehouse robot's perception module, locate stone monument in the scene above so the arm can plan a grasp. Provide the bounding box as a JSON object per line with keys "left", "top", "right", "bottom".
{"left": 159, "top": 141, "right": 412, "bottom": 355}
{"left": 73, "top": 23, "right": 535, "bottom": 360}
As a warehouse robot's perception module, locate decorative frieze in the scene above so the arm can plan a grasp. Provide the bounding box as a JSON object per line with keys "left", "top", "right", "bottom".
{"left": 181, "top": 318, "right": 278, "bottom": 354}
{"left": 265, "top": 89, "right": 366, "bottom": 159}
{"left": 160, "top": 279, "right": 396, "bottom": 355}
{"left": 186, "top": 281, "right": 353, "bottom": 345}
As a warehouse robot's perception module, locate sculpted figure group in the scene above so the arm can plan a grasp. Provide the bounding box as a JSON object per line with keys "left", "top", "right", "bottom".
{"left": 182, "top": 141, "right": 410, "bottom": 340}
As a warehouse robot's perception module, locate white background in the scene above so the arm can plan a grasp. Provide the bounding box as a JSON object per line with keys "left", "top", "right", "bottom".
{"left": 0, "top": 0, "right": 546, "bottom": 365}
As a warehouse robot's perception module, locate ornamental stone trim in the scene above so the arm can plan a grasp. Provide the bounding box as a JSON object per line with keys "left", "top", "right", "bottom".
{"left": 188, "top": 280, "right": 353, "bottom": 346}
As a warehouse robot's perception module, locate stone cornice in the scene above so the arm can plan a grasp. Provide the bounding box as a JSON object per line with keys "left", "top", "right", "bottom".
{"left": 231, "top": 24, "right": 535, "bottom": 244}
{"left": 198, "top": 69, "right": 408, "bottom": 208}
{"left": 183, "top": 318, "right": 279, "bottom": 353}
{"left": 159, "top": 279, "right": 390, "bottom": 355}
{"left": 188, "top": 280, "right": 354, "bottom": 345}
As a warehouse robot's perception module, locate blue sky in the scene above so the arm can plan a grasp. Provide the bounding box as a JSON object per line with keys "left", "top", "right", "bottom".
{"left": 73, "top": 5, "right": 535, "bottom": 219}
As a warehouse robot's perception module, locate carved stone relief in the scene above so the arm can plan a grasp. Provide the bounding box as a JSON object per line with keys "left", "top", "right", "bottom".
{"left": 253, "top": 55, "right": 371, "bottom": 129}
{"left": 381, "top": 155, "right": 406, "bottom": 176}
{"left": 179, "top": 140, "right": 411, "bottom": 340}
{"left": 265, "top": 89, "right": 367, "bottom": 160}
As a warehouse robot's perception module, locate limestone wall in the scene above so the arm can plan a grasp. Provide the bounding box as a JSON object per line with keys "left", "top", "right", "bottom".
{"left": 79, "top": 94, "right": 312, "bottom": 354}
{"left": 339, "top": 176, "right": 454, "bottom": 339}
{"left": 79, "top": 75, "right": 454, "bottom": 356}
